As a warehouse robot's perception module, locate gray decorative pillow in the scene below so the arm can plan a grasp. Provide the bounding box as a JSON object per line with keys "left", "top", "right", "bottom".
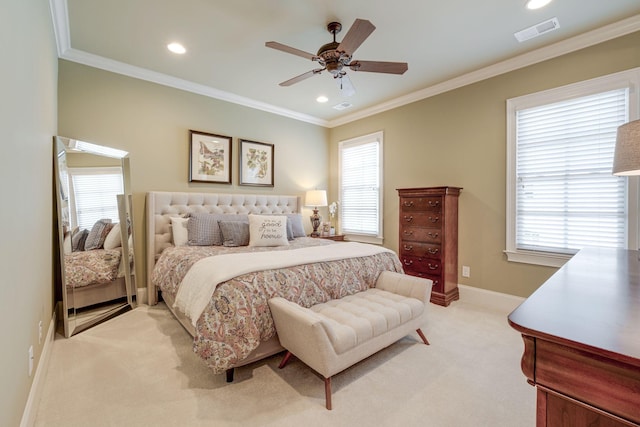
{"left": 187, "top": 213, "right": 248, "bottom": 246}
{"left": 84, "top": 219, "right": 113, "bottom": 250}
{"left": 71, "top": 229, "right": 89, "bottom": 252}
{"left": 286, "top": 218, "right": 294, "bottom": 241}
{"left": 218, "top": 220, "right": 250, "bottom": 247}
{"left": 286, "top": 213, "right": 306, "bottom": 237}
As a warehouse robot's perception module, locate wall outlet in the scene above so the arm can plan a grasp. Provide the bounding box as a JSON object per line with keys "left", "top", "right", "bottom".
{"left": 28, "top": 345, "right": 34, "bottom": 377}
{"left": 38, "top": 320, "right": 43, "bottom": 344}
{"left": 462, "top": 265, "right": 470, "bottom": 278}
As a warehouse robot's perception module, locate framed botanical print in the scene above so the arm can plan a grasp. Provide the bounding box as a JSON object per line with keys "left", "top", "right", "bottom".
{"left": 239, "top": 139, "right": 274, "bottom": 187}
{"left": 189, "top": 130, "right": 232, "bottom": 184}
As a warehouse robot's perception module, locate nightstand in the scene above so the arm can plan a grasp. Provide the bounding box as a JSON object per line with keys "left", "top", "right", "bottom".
{"left": 317, "top": 234, "right": 345, "bottom": 241}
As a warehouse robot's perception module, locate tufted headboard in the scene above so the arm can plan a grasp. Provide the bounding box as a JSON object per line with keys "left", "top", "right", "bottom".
{"left": 146, "top": 191, "right": 301, "bottom": 304}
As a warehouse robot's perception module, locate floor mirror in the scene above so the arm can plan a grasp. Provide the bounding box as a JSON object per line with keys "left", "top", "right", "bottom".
{"left": 53, "top": 136, "right": 136, "bottom": 337}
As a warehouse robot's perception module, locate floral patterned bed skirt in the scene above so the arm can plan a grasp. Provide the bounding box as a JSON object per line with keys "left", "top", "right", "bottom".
{"left": 152, "top": 238, "right": 403, "bottom": 374}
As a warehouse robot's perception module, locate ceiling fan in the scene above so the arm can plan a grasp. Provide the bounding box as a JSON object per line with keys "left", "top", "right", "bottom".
{"left": 265, "top": 19, "right": 408, "bottom": 97}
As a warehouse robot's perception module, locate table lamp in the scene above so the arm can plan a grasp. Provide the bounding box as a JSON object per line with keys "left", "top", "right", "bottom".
{"left": 613, "top": 119, "right": 640, "bottom": 176}
{"left": 305, "top": 190, "right": 327, "bottom": 237}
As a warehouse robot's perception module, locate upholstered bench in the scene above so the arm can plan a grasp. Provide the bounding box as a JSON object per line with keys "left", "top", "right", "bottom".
{"left": 268, "top": 271, "right": 432, "bottom": 410}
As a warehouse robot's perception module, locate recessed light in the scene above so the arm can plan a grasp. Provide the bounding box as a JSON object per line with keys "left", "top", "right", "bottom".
{"left": 167, "top": 42, "right": 186, "bottom": 54}
{"left": 316, "top": 96, "right": 329, "bottom": 103}
{"left": 525, "top": 0, "right": 552, "bottom": 10}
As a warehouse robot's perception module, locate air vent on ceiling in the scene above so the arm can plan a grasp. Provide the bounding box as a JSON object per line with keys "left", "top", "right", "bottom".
{"left": 333, "top": 102, "right": 353, "bottom": 111}
{"left": 514, "top": 17, "right": 560, "bottom": 42}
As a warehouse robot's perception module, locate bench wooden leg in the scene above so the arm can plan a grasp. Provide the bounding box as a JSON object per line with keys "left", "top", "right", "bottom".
{"left": 325, "top": 377, "right": 332, "bottom": 410}
{"left": 225, "top": 368, "right": 234, "bottom": 383}
{"left": 416, "top": 328, "right": 430, "bottom": 345}
{"left": 279, "top": 351, "right": 293, "bottom": 369}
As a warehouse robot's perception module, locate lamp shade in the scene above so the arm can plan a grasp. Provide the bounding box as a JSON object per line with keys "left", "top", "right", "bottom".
{"left": 305, "top": 190, "right": 328, "bottom": 207}
{"left": 613, "top": 119, "right": 640, "bottom": 176}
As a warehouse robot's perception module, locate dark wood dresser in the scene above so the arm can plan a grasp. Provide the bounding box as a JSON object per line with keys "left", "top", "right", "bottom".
{"left": 397, "top": 186, "right": 462, "bottom": 306}
{"left": 509, "top": 247, "right": 640, "bottom": 426}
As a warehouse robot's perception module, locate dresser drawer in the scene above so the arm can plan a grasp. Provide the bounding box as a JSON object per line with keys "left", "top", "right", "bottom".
{"left": 400, "top": 212, "right": 442, "bottom": 228}
{"left": 404, "top": 269, "right": 442, "bottom": 291}
{"left": 400, "top": 255, "right": 442, "bottom": 275}
{"left": 400, "top": 241, "right": 441, "bottom": 259}
{"left": 400, "top": 227, "right": 441, "bottom": 243}
{"left": 400, "top": 197, "right": 442, "bottom": 212}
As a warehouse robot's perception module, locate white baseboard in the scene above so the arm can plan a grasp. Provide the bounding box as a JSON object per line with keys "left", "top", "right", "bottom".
{"left": 137, "top": 286, "right": 148, "bottom": 305}
{"left": 458, "top": 284, "right": 525, "bottom": 314}
{"left": 20, "top": 312, "right": 56, "bottom": 427}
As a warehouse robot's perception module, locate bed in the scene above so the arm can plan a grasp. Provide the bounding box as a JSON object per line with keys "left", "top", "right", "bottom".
{"left": 146, "top": 191, "right": 404, "bottom": 380}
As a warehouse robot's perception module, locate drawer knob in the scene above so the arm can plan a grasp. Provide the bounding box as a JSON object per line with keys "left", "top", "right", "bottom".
{"left": 403, "top": 259, "right": 413, "bottom": 266}
{"left": 429, "top": 216, "right": 439, "bottom": 223}
{"left": 403, "top": 201, "right": 415, "bottom": 207}
{"left": 404, "top": 215, "right": 414, "bottom": 222}
{"left": 427, "top": 232, "right": 439, "bottom": 239}
{"left": 428, "top": 263, "right": 439, "bottom": 270}
{"left": 428, "top": 200, "right": 440, "bottom": 207}
{"left": 427, "top": 248, "right": 439, "bottom": 255}
{"left": 403, "top": 244, "right": 413, "bottom": 251}
{"left": 403, "top": 230, "right": 414, "bottom": 235}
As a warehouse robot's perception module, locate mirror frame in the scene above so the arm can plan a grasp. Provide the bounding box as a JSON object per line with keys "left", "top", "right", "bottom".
{"left": 54, "top": 136, "right": 136, "bottom": 337}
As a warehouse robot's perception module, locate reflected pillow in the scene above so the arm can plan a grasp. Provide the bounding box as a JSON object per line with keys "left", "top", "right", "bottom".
{"left": 71, "top": 229, "right": 89, "bottom": 252}
{"left": 85, "top": 219, "right": 113, "bottom": 250}
{"left": 218, "top": 220, "right": 250, "bottom": 247}
{"left": 248, "top": 215, "right": 289, "bottom": 247}
{"left": 103, "top": 223, "right": 122, "bottom": 250}
{"left": 170, "top": 216, "right": 189, "bottom": 246}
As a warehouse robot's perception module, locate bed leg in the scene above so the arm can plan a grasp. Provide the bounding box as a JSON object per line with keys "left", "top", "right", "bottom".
{"left": 226, "top": 368, "right": 235, "bottom": 383}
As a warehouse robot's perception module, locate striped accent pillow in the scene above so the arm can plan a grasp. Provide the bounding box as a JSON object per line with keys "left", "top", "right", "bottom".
{"left": 84, "top": 219, "right": 113, "bottom": 250}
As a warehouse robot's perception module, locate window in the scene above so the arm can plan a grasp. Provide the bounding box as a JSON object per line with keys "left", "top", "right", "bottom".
{"left": 506, "top": 68, "right": 639, "bottom": 267}
{"left": 339, "top": 131, "right": 383, "bottom": 244}
{"left": 68, "top": 167, "right": 124, "bottom": 230}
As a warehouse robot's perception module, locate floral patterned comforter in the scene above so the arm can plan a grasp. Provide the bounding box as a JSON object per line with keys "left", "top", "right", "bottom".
{"left": 152, "top": 237, "right": 403, "bottom": 374}
{"left": 64, "top": 249, "right": 122, "bottom": 289}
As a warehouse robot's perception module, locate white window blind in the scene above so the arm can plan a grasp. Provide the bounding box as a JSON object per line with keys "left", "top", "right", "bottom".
{"left": 68, "top": 167, "right": 123, "bottom": 230}
{"left": 339, "top": 132, "right": 383, "bottom": 241}
{"left": 514, "top": 88, "right": 628, "bottom": 255}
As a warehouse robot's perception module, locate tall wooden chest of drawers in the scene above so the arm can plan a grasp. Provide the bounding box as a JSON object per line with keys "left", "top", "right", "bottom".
{"left": 397, "top": 187, "right": 462, "bottom": 306}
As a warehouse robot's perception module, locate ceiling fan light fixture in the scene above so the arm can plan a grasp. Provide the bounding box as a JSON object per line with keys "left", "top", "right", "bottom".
{"left": 525, "top": 0, "right": 552, "bottom": 10}
{"left": 167, "top": 42, "right": 186, "bottom": 54}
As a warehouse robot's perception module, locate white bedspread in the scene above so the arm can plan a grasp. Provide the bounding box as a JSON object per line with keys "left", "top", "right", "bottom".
{"left": 174, "top": 242, "right": 394, "bottom": 326}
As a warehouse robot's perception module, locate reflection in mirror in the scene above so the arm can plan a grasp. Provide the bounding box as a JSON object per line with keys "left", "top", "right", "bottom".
{"left": 54, "top": 136, "right": 136, "bottom": 337}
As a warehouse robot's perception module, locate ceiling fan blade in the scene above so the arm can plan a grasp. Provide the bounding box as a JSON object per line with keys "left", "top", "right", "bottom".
{"left": 349, "top": 60, "right": 408, "bottom": 74}
{"left": 336, "top": 74, "right": 356, "bottom": 97}
{"left": 337, "top": 19, "right": 376, "bottom": 56}
{"left": 265, "top": 41, "right": 317, "bottom": 61}
{"left": 279, "top": 69, "right": 324, "bottom": 86}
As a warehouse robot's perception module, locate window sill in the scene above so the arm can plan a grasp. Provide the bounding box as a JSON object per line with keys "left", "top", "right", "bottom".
{"left": 504, "top": 249, "right": 572, "bottom": 268}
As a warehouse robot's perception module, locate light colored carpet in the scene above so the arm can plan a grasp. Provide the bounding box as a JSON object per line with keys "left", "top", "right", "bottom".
{"left": 35, "top": 299, "right": 535, "bottom": 427}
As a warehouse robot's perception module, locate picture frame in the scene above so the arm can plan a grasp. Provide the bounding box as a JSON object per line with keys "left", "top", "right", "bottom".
{"left": 239, "top": 139, "right": 274, "bottom": 187}
{"left": 189, "top": 130, "right": 232, "bottom": 184}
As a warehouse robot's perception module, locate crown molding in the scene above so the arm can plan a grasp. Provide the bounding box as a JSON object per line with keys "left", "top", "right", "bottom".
{"left": 49, "top": 0, "right": 640, "bottom": 129}
{"left": 327, "top": 14, "right": 640, "bottom": 128}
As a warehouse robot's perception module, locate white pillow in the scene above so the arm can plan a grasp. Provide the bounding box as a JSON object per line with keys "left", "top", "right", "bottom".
{"left": 248, "top": 215, "right": 289, "bottom": 247}
{"left": 170, "top": 216, "right": 189, "bottom": 246}
{"left": 103, "top": 223, "right": 122, "bottom": 249}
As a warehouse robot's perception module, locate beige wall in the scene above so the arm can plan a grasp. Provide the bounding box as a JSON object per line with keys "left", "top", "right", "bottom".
{"left": 0, "top": 0, "right": 58, "bottom": 426}
{"left": 57, "top": 61, "right": 329, "bottom": 289}
{"left": 330, "top": 31, "right": 640, "bottom": 298}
